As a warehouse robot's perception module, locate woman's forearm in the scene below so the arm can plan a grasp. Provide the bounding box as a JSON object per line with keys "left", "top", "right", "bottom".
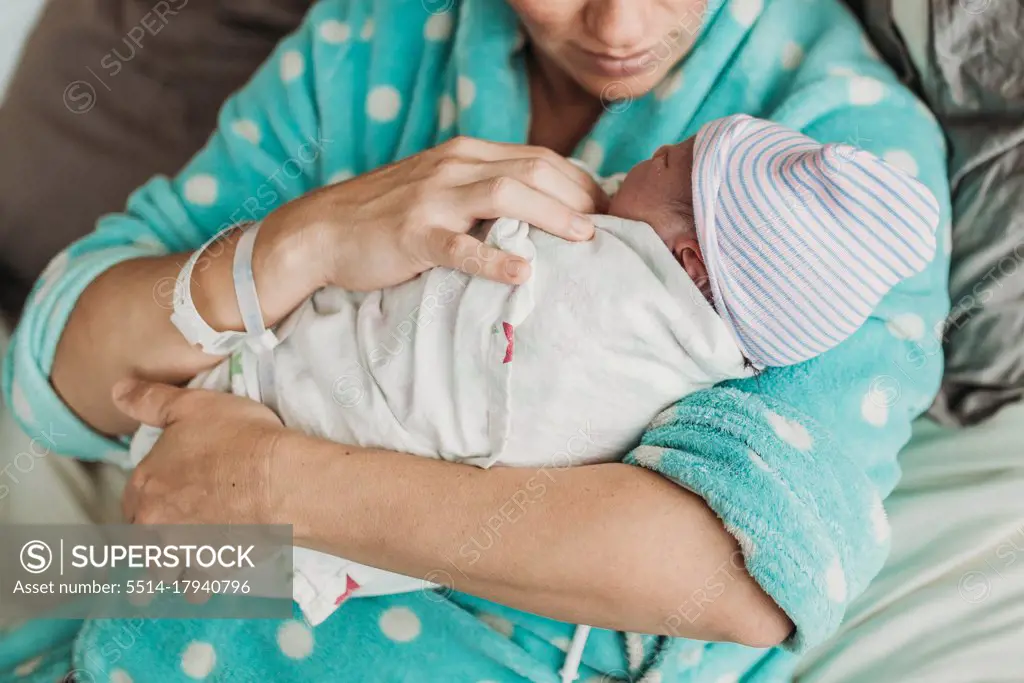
{"left": 51, "top": 210, "right": 322, "bottom": 436}
{"left": 271, "top": 431, "right": 793, "bottom": 647}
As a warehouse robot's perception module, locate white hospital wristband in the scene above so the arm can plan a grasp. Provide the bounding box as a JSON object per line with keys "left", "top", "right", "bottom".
{"left": 170, "top": 225, "right": 249, "bottom": 356}
{"left": 233, "top": 222, "right": 280, "bottom": 408}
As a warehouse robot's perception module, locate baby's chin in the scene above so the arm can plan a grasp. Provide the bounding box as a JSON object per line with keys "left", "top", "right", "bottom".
{"left": 606, "top": 192, "right": 629, "bottom": 219}
{"left": 606, "top": 180, "right": 650, "bottom": 222}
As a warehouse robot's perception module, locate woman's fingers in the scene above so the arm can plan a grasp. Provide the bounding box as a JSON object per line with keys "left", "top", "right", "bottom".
{"left": 455, "top": 176, "right": 595, "bottom": 242}
{"left": 422, "top": 228, "right": 531, "bottom": 285}
{"left": 299, "top": 135, "right": 609, "bottom": 291}
{"left": 474, "top": 158, "right": 598, "bottom": 216}
{"left": 428, "top": 155, "right": 597, "bottom": 237}
{"left": 112, "top": 378, "right": 188, "bottom": 428}
{"left": 447, "top": 138, "right": 608, "bottom": 212}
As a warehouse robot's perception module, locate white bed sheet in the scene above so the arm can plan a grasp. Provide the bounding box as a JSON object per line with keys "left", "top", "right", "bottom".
{"left": 796, "top": 401, "right": 1024, "bottom": 682}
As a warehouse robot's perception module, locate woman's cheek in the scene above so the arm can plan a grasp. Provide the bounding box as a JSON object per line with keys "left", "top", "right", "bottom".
{"left": 506, "top": 0, "right": 581, "bottom": 34}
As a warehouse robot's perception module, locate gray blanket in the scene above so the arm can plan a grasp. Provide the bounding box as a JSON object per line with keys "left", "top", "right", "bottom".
{"left": 851, "top": 0, "right": 1024, "bottom": 425}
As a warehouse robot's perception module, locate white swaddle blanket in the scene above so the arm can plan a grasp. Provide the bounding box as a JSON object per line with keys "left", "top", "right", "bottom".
{"left": 130, "top": 214, "right": 750, "bottom": 626}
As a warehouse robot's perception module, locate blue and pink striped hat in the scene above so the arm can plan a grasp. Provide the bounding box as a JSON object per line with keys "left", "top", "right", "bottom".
{"left": 692, "top": 114, "right": 940, "bottom": 369}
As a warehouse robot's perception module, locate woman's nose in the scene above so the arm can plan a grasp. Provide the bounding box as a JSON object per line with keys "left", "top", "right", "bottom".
{"left": 582, "top": 0, "right": 649, "bottom": 51}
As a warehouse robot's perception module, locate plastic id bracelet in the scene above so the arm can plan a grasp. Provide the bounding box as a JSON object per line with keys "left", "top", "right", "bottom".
{"left": 170, "top": 226, "right": 253, "bottom": 356}
{"left": 232, "top": 222, "right": 280, "bottom": 409}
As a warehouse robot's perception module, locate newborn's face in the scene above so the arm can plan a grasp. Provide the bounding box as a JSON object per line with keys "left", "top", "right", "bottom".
{"left": 608, "top": 136, "right": 711, "bottom": 302}
{"left": 608, "top": 137, "right": 697, "bottom": 249}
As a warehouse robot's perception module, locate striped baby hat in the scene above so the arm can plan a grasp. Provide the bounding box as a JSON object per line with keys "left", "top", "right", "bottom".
{"left": 692, "top": 114, "right": 940, "bottom": 369}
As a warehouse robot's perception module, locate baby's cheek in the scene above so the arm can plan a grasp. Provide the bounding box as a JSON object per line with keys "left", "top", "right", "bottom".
{"left": 607, "top": 190, "right": 649, "bottom": 224}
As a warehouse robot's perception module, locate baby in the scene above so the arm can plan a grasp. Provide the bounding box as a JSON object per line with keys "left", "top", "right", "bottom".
{"left": 130, "top": 114, "right": 939, "bottom": 627}
{"left": 607, "top": 114, "right": 940, "bottom": 368}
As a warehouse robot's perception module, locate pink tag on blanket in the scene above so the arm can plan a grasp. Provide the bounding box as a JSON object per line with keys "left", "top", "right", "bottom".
{"left": 334, "top": 575, "right": 362, "bottom": 606}
{"left": 502, "top": 322, "right": 514, "bottom": 363}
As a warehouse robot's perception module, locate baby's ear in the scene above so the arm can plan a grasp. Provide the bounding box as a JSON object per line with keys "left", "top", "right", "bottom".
{"left": 677, "top": 241, "right": 710, "bottom": 300}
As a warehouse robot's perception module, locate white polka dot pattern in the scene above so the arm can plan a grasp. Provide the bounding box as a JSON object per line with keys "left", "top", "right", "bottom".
{"left": 367, "top": 86, "right": 402, "bottom": 122}
{"left": 477, "top": 612, "right": 514, "bottom": 637}
{"left": 764, "top": 411, "right": 813, "bottom": 451}
{"left": 886, "top": 313, "right": 925, "bottom": 341}
{"left": 319, "top": 20, "right": 351, "bottom": 43}
{"left": 180, "top": 641, "right": 216, "bottom": 679}
{"left": 14, "top": 656, "right": 42, "bottom": 676}
{"left": 549, "top": 636, "right": 570, "bottom": 652}
{"left": 277, "top": 620, "right": 315, "bottom": 659}
{"left": 379, "top": 606, "right": 422, "bottom": 642}
{"left": 183, "top": 175, "right": 219, "bottom": 206}
{"left": 438, "top": 95, "right": 457, "bottom": 130}
{"left": 280, "top": 50, "right": 305, "bottom": 82}
{"left": 231, "top": 120, "right": 261, "bottom": 144}
{"left": 730, "top": 0, "right": 763, "bottom": 27}
{"left": 631, "top": 445, "right": 667, "bottom": 468}
{"left": 781, "top": 41, "right": 804, "bottom": 70}
{"left": 647, "top": 407, "right": 676, "bottom": 430}
{"left": 458, "top": 76, "right": 476, "bottom": 109}
{"left": 425, "top": 13, "right": 453, "bottom": 41}
{"left": 329, "top": 169, "right": 355, "bottom": 184}
{"left": 848, "top": 76, "right": 885, "bottom": 105}
{"left": 826, "top": 558, "right": 848, "bottom": 602}
{"left": 861, "top": 387, "right": 890, "bottom": 427}
{"left": 110, "top": 669, "right": 134, "bottom": 683}
{"left": 883, "top": 149, "right": 919, "bottom": 177}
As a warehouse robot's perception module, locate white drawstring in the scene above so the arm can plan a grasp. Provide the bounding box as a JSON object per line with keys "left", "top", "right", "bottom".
{"left": 560, "top": 624, "right": 592, "bottom": 683}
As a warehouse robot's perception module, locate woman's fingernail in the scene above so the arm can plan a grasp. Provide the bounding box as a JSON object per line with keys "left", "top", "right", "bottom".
{"left": 571, "top": 215, "right": 593, "bottom": 238}
{"left": 505, "top": 259, "right": 526, "bottom": 280}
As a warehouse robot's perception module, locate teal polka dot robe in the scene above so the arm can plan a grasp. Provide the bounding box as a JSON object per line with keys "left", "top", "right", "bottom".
{"left": 1, "top": 0, "right": 950, "bottom": 680}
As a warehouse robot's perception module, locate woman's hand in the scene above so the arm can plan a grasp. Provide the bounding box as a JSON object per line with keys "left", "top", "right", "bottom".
{"left": 113, "top": 378, "right": 282, "bottom": 526}
{"left": 267, "top": 136, "right": 608, "bottom": 292}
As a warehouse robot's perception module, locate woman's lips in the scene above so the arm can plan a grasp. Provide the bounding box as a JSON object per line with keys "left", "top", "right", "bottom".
{"left": 576, "top": 46, "right": 661, "bottom": 77}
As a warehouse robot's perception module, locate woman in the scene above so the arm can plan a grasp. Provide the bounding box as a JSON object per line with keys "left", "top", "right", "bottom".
{"left": 3, "top": 0, "right": 950, "bottom": 680}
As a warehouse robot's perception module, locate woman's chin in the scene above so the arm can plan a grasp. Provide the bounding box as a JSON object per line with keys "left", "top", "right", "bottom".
{"left": 581, "top": 73, "right": 663, "bottom": 103}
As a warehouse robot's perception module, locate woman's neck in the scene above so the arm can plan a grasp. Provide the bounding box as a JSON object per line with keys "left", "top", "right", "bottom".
{"left": 526, "top": 48, "right": 604, "bottom": 156}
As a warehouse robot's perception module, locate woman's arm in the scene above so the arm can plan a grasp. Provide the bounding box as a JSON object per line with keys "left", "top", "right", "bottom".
{"left": 51, "top": 218, "right": 322, "bottom": 435}
{"left": 113, "top": 379, "right": 792, "bottom": 647}
{"left": 274, "top": 434, "right": 792, "bottom": 645}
